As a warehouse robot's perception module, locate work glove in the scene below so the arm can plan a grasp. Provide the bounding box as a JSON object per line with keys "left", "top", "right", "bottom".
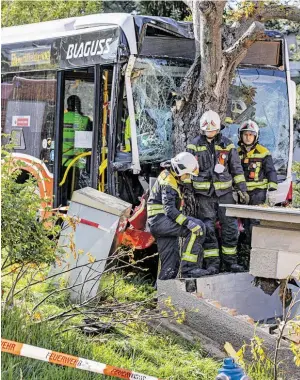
{"left": 232, "top": 191, "right": 239, "bottom": 204}
{"left": 238, "top": 191, "right": 250, "bottom": 205}
{"left": 186, "top": 220, "right": 203, "bottom": 236}
{"left": 267, "top": 190, "right": 277, "bottom": 207}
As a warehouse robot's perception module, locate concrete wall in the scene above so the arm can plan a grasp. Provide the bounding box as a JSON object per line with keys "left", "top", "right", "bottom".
{"left": 158, "top": 279, "right": 300, "bottom": 379}
{"left": 196, "top": 273, "right": 283, "bottom": 322}
{"left": 250, "top": 225, "right": 300, "bottom": 279}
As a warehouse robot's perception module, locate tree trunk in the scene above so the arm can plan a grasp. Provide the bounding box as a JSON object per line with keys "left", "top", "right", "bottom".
{"left": 173, "top": 1, "right": 265, "bottom": 154}
{"left": 173, "top": 62, "right": 237, "bottom": 154}
{"left": 173, "top": 1, "right": 228, "bottom": 153}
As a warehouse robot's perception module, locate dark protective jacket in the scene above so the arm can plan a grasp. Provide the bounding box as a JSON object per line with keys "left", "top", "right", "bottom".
{"left": 187, "top": 134, "right": 247, "bottom": 197}
{"left": 238, "top": 142, "right": 278, "bottom": 192}
{"left": 147, "top": 169, "right": 189, "bottom": 227}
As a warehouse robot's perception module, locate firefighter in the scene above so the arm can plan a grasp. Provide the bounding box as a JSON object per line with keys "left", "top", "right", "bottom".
{"left": 187, "top": 110, "right": 248, "bottom": 274}
{"left": 147, "top": 152, "right": 209, "bottom": 280}
{"left": 238, "top": 120, "right": 278, "bottom": 245}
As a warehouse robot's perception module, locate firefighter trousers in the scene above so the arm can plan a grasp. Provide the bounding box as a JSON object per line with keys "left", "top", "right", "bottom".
{"left": 194, "top": 192, "right": 239, "bottom": 270}
{"left": 149, "top": 215, "right": 206, "bottom": 280}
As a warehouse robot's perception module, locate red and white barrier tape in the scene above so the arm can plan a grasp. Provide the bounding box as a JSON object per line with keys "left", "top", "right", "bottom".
{"left": 2, "top": 338, "right": 161, "bottom": 380}
{"left": 78, "top": 217, "right": 111, "bottom": 233}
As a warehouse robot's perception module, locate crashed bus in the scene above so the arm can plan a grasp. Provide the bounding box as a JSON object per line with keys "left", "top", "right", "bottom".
{"left": 1, "top": 13, "right": 296, "bottom": 250}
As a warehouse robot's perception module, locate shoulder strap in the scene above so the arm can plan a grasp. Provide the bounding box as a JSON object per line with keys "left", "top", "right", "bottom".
{"left": 158, "top": 170, "right": 179, "bottom": 191}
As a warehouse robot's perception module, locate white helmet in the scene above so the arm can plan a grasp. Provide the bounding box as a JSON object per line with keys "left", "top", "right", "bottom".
{"left": 239, "top": 120, "right": 259, "bottom": 143}
{"left": 171, "top": 152, "right": 199, "bottom": 177}
{"left": 200, "top": 110, "right": 221, "bottom": 133}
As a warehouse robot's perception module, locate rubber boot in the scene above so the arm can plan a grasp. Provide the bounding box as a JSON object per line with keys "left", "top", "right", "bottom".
{"left": 204, "top": 257, "right": 220, "bottom": 275}
{"left": 223, "top": 254, "right": 244, "bottom": 273}
{"left": 206, "top": 266, "right": 220, "bottom": 275}
{"left": 229, "top": 263, "right": 244, "bottom": 273}
{"left": 183, "top": 268, "right": 210, "bottom": 278}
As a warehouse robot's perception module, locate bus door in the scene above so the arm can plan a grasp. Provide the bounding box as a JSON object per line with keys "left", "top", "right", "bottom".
{"left": 54, "top": 66, "right": 113, "bottom": 207}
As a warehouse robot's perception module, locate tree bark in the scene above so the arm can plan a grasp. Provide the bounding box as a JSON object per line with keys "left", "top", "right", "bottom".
{"left": 255, "top": 1, "right": 300, "bottom": 23}
{"left": 173, "top": 0, "right": 300, "bottom": 154}
{"left": 173, "top": 1, "right": 226, "bottom": 153}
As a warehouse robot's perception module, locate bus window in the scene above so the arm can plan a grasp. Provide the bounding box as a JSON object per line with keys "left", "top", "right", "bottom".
{"left": 224, "top": 68, "right": 290, "bottom": 179}
{"left": 1, "top": 71, "right": 56, "bottom": 174}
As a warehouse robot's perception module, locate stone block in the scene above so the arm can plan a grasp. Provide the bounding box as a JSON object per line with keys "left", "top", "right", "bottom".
{"left": 277, "top": 251, "right": 300, "bottom": 278}
{"left": 250, "top": 225, "right": 300, "bottom": 279}
{"left": 250, "top": 248, "right": 278, "bottom": 278}
{"left": 252, "top": 225, "right": 300, "bottom": 252}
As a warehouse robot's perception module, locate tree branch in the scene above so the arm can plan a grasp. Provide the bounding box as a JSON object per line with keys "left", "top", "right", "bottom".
{"left": 256, "top": 2, "right": 300, "bottom": 23}
{"left": 224, "top": 2, "right": 300, "bottom": 51}
{"left": 224, "top": 21, "right": 265, "bottom": 63}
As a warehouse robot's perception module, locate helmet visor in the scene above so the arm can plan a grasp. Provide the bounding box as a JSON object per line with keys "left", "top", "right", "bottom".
{"left": 241, "top": 121, "right": 257, "bottom": 134}
{"left": 241, "top": 128, "right": 257, "bottom": 136}
{"left": 201, "top": 120, "right": 219, "bottom": 131}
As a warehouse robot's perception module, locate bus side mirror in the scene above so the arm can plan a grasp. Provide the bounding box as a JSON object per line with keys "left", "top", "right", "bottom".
{"left": 289, "top": 79, "right": 296, "bottom": 116}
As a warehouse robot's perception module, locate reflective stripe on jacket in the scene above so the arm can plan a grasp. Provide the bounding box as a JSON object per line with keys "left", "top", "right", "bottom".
{"left": 63, "top": 111, "right": 89, "bottom": 168}
{"left": 238, "top": 143, "right": 278, "bottom": 192}
{"left": 147, "top": 169, "right": 188, "bottom": 226}
{"left": 187, "top": 134, "right": 247, "bottom": 196}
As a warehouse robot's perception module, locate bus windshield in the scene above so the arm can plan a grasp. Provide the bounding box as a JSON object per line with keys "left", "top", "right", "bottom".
{"left": 132, "top": 58, "right": 187, "bottom": 163}
{"left": 223, "top": 68, "right": 290, "bottom": 178}
{"left": 132, "top": 64, "right": 290, "bottom": 177}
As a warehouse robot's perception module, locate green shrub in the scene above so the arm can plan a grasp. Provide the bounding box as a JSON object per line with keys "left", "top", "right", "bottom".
{"left": 1, "top": 152, "right": 61, "bottom": 267}
{"left": 292, "top": 161, "right": 300, "bottom": 207}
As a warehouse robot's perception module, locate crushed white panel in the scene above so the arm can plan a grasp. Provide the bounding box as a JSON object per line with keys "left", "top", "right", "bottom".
{"left": 54, "top": 187, "right": 131, "bottom": 303}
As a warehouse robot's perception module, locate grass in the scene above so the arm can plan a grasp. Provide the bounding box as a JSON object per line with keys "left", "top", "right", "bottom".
{"left": 2, "top": 270, "right": 220, "bottom": 380}
{"left": 1, "top": 265, "right": 279, "bottom": 380}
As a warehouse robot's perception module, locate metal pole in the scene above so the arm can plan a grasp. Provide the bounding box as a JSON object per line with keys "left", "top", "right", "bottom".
{"left": 91, "top": 65, "right": 102, "bottom": 190}
{"left": 107, "top": 63, "right": 122, "bottom": 196}
{"left": 100, "top": 70, "right": 109, "bottom": 192}
{"left": 125, "top": 55, "right": 141, "bottom": 174}
{"left": 53, "top": 70, "right": 65, "bottom": 208}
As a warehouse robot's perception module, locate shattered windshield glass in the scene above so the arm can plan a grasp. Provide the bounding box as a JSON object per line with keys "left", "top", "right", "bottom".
{"left": 223, "top": 68, "right": 290, "bottom": 177}
{"left": 132, "top": 58, "right": 187, "bottom": 163}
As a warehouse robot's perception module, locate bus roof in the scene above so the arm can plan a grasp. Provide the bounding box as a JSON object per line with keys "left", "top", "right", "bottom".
{"left": 1, "top": 13, "right": 193, "bottom": 56}
{"left": 1, "top": 13, "right": 284, "bottom": 71}
{"left": 1, "top": 13, "right": 139, "bottom": 55}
